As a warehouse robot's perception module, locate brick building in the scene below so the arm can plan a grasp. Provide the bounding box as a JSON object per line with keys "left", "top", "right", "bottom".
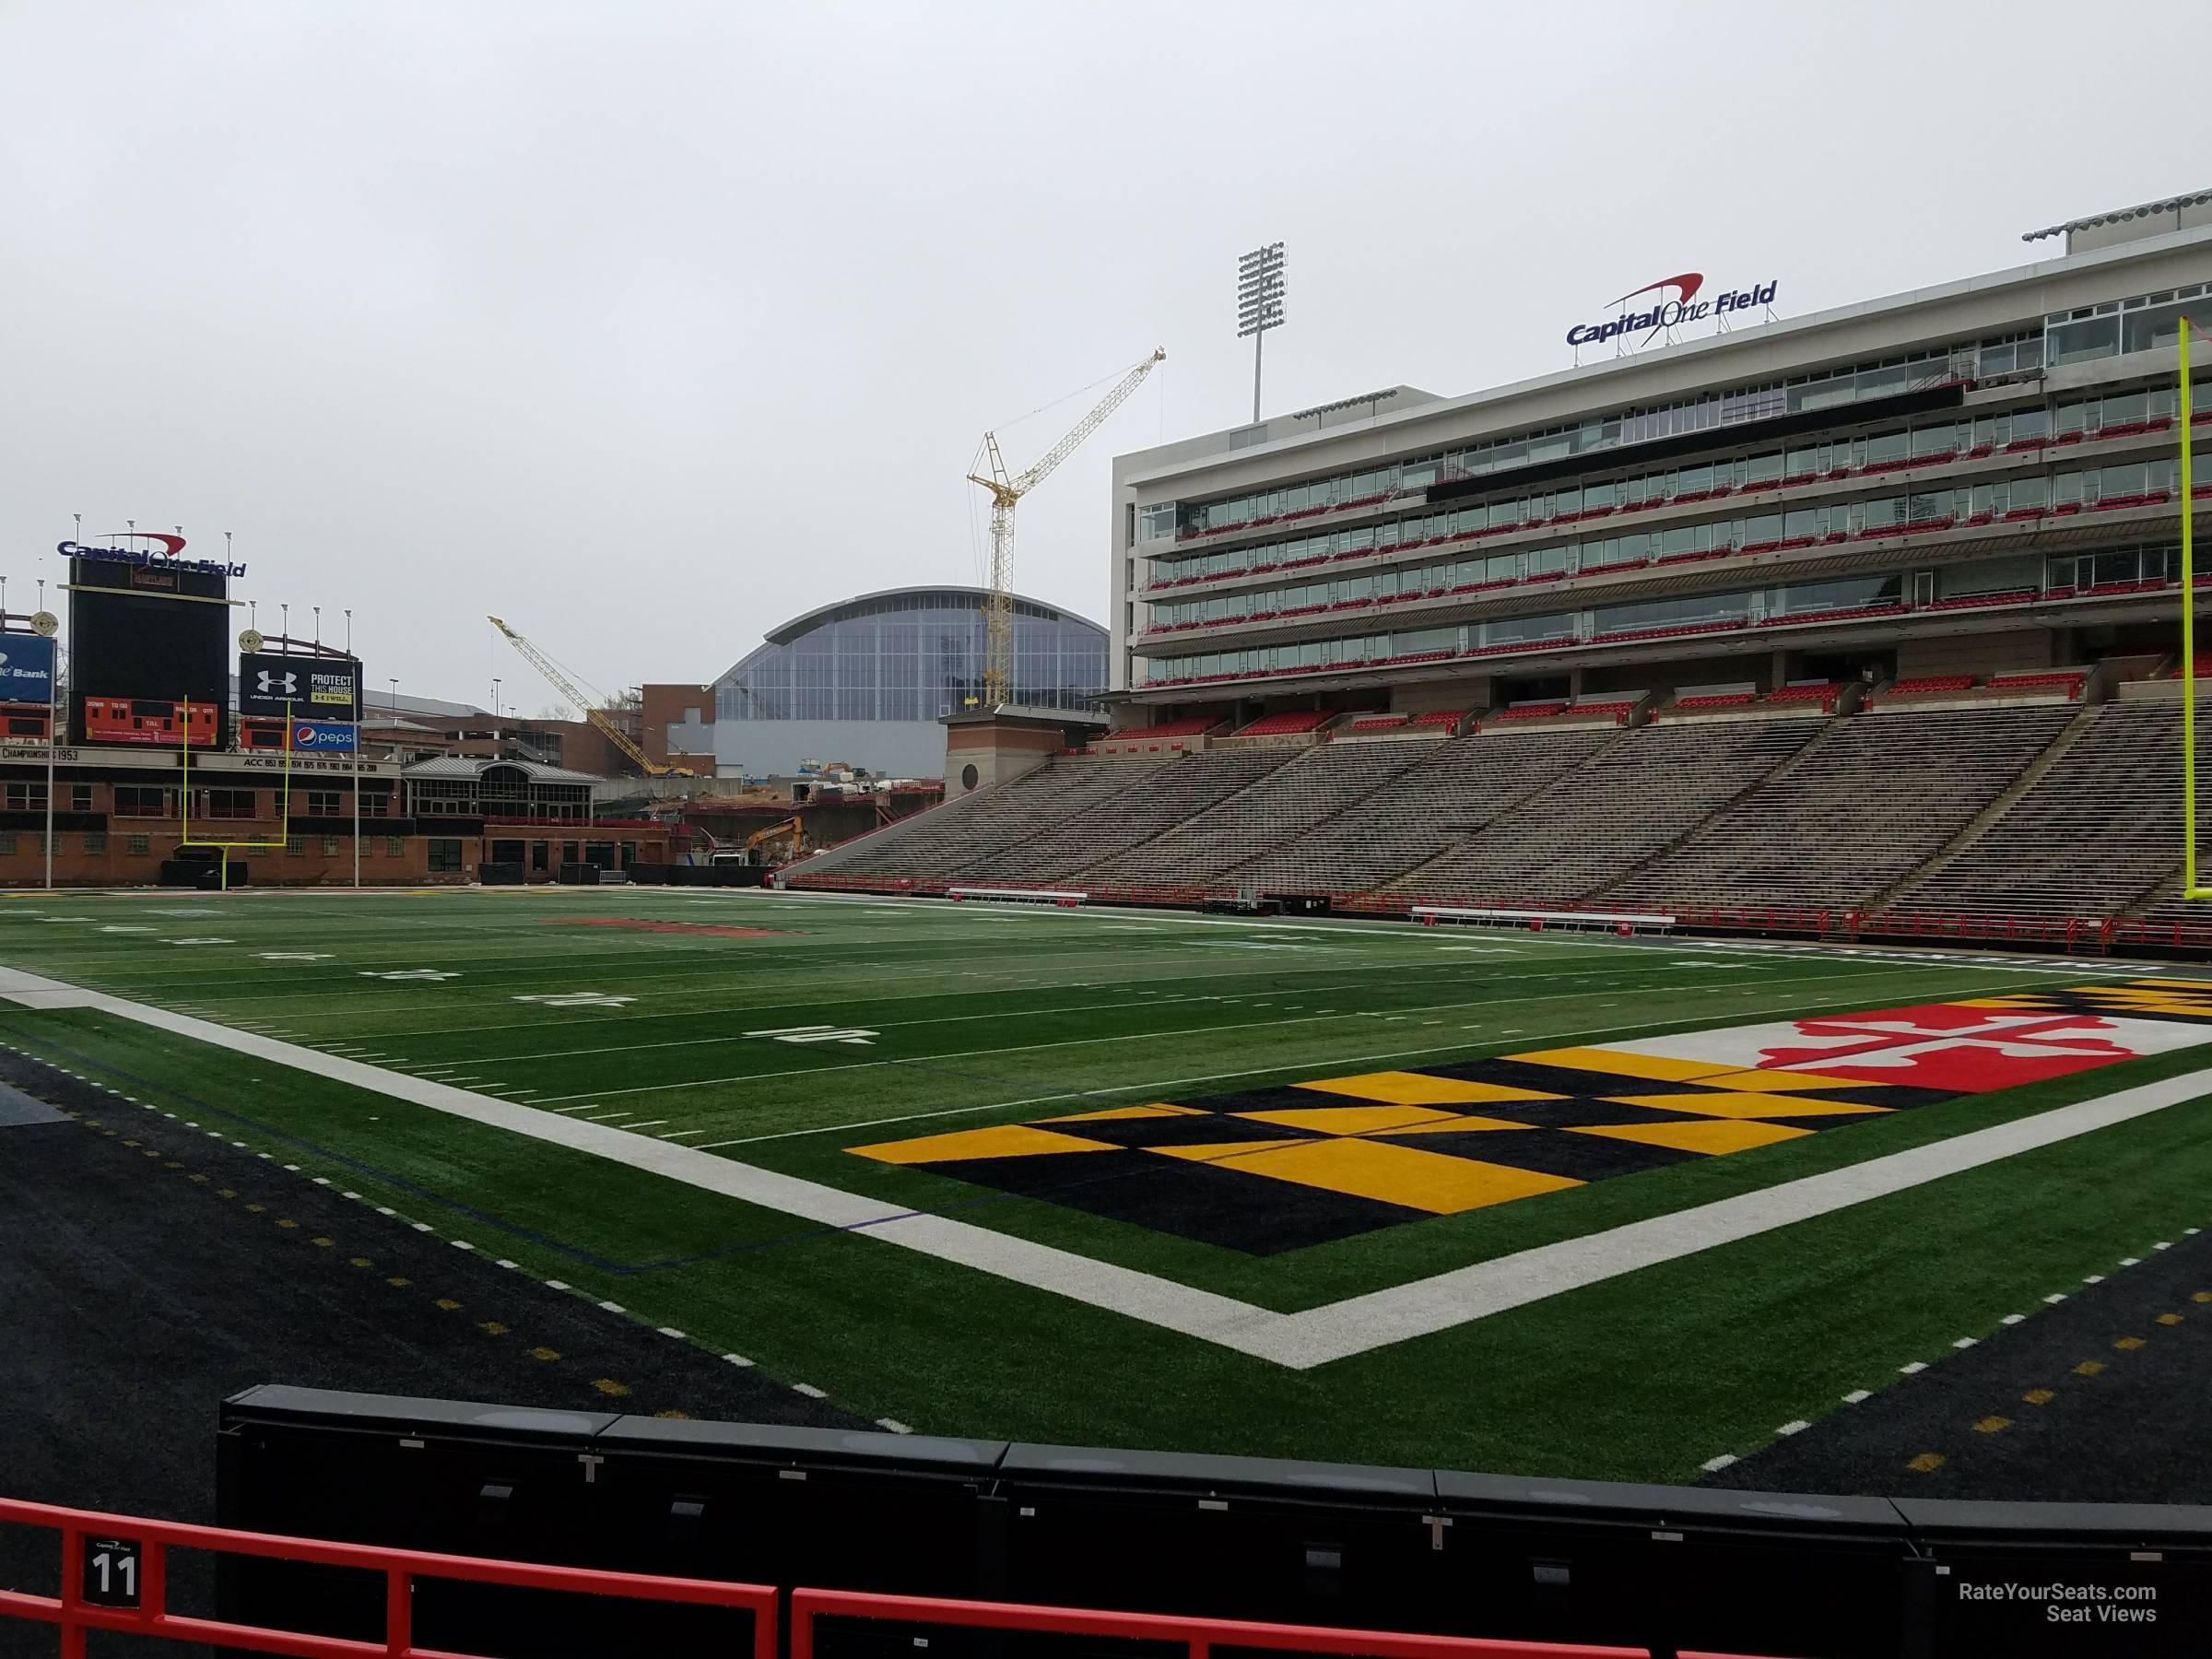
{"left": 0, "top": 745, "right": 686, "bottom": 888}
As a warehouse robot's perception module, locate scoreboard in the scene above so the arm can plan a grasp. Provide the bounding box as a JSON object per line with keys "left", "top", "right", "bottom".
{"left": 66, "top": 549, "right": 231, "bottom": 748}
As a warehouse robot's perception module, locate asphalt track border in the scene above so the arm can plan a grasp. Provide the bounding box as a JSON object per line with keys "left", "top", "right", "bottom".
{"left": 1707, "top": 1220, "right": 2212, "bottom": 1502}
{"left": 0, "top": 1045, "right": 860, "bottom": 1627}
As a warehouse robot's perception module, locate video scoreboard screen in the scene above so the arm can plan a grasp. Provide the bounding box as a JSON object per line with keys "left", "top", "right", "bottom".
{"left": 66, "top": 551, "right": 231, "bottom": 747}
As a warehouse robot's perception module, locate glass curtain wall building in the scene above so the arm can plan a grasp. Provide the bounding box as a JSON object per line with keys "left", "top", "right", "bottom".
{"left": 700, "top": 587, "right": 1106, "bottom": 778}
{"left": 1108, "top": 206, "right": 2212, "bottom": 714}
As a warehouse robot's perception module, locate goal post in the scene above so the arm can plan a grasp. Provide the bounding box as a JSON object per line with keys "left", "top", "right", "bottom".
{"left": 177, "top": 699, "right": 300, "bottom": 888}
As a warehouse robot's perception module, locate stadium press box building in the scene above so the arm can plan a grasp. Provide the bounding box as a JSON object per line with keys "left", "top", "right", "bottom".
{"left": 1108, "top": 194, "right": 2212, "bottom": 725}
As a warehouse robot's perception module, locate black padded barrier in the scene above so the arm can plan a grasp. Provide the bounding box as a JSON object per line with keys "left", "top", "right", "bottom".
{"left": 218, "top": 1386, "right": 2212, "bottom": 1658}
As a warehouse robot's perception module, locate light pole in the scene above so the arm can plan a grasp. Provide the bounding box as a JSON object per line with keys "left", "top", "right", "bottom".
{"left": 1236, "top": 241, "right": 1287, "bottom": 424}
{"left": 347, "top": 608, "right": 359, "bottom": 888}
{"left": 39, "top": 574, "right": 53, "bottom": 890}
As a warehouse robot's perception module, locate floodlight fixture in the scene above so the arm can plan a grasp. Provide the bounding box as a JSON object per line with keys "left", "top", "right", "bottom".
{"left": 1236, "top": 241, "right": 1287, "bottom": 422}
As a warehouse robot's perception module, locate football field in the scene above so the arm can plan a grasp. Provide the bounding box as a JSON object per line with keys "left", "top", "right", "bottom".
{"left": 6, "top": 885, "right": 2212, "bottom": 1492}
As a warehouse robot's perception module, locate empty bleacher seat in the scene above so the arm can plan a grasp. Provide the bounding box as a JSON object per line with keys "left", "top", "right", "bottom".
{"left": 1668, "top": 692, "right": 1759, "bottom": 712}
{"left": 1080, "top": 743, "right": 1434, "bottom": 887}
{"left": 1490, "top": 701, "right": 1570, "bottom": 722}
{"left": 1983, "top": 671, "right": 2088, "bottom": 700}
{"left": 1764, "top": 682, "right": 1845, "bottom": 710}
{"left": 1232, "top": 710, "right": 1335, "bottom": 737}
{"left": 1885, "top": 675, "right": 1976, "bottom": 697}
{"left": 1224, "top": 727, "right": 1610, "bottom": 895}
{"left": 823, "top": 757, "right": 1177, "bottom": 881}
{"left": 1106, "top": 718, "right": 1219, "bottom": 740}
{"left": 1394, "top": 720, "right": 1818, "bottom": 905}
{"left": 1609, "top": 704, "right": 2077, "bottom": 911}
{"left": 1891, "top": 700, "right": 2183, "bottom": 923}
{"left": 956, "top": 749, "right": 1301, "bottom": 884}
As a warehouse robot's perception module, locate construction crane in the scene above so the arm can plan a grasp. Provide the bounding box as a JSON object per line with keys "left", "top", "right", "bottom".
{"left": 486, "top": 615, "right": 695, "bottom": 778}
{"left": 969, "top": 347, "right": 1165, "bottom": 706}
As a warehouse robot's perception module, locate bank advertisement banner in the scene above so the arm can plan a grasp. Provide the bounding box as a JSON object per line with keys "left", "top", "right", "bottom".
{"left": 0, "top": 635, "right": 57, "bottom": 705}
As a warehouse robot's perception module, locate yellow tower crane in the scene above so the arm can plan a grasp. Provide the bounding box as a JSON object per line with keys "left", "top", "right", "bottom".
{"left": 487, "top": 615, "right": 694, "bottom": 777}
{"left": 969, "top": 347, "right": 1165, "bottom": 706}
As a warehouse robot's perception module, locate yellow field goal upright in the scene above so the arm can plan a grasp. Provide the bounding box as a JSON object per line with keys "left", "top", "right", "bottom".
{"left": 2183, "top": 316, "right": 2211, "bottom": 899}
{"left": 176, "top": 699, "right": 299, "bottom": 889}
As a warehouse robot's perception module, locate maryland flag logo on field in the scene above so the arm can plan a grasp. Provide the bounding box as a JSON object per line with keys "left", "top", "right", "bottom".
{"left": 851, "top": 982, "right": 2212, "bottom": 1255}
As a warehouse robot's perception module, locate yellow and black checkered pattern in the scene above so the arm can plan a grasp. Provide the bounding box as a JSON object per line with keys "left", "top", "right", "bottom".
{"left": 851, "top": 1048, "right": 1940, "bottom": 1254}
{"left": 851, "top": 980, "right": 2212, "bottom": 1254}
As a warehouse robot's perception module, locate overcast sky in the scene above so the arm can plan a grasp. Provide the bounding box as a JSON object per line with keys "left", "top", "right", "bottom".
{"left": 1, "top": 1, "right": 2201, "bottom": 711}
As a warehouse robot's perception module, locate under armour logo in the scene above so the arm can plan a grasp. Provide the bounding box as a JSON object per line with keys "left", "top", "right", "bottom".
{"left": 255, "top": 670, "right": 299, "bottom": 694}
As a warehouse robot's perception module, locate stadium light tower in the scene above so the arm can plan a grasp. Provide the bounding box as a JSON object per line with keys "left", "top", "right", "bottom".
{"left": 1237, "top": 241, "right": 1287, "bottom": 423}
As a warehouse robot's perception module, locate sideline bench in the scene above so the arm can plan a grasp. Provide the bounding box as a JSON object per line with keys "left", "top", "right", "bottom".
{"left": 1411, "top": 904, "right": 1677, "bottom": 935}
{"left": 948, "top": 888, "right": 1087, "bottom": 908}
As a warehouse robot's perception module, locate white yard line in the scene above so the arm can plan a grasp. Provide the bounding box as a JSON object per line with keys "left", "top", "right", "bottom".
{"left": 5, "top": 959, "right": 2201, "bottom": 1371}
{"left": 516, "top": 961, "right": 1983, "bottom": 1106}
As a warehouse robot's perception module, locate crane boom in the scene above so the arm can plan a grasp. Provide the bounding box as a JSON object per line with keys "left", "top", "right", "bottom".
{"left": 487, "top": 615, "right": 684, "bottom": 777}
{"left": 968, "top": 347, "right": 1164, "bottom": 706}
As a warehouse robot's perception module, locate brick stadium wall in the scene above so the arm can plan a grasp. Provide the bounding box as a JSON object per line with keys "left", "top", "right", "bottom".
{"left": 1, "top": 823, "right": 686, "bottom": 888}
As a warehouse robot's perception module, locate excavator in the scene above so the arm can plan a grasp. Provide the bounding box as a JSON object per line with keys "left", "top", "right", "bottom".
{"left": 708, "top": 815, "right": 805, "bottom": 868}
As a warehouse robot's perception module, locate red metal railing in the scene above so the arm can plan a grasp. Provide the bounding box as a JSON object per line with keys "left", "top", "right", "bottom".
{"left": 784, "top": 870, "right": 2212, "bottom": 956}
{"left": 0, "top": 1495, "right": 1801, "bottom": 1659}
{"left": 788, "top": 1586, "right": 1647, "bottom": 1659}
{"left": 0, "top": 1495, "right": 776, "bottom": 1659}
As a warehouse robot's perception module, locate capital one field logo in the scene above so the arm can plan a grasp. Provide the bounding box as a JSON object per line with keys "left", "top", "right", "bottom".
{"left": 1567, "top": 270, "right": 1777, "bottom": 349}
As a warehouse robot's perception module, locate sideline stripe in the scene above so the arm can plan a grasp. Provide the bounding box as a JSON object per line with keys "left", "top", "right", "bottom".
{"left": 7, "top": 962, "right": 2211, "bottom": 1371}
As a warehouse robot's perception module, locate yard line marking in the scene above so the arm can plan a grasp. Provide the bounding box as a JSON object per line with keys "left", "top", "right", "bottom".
{"left": 693, "top": 987, "right": 2047, "bottom": 1148}
{"left": 4, "top": 959, "right": 2193, "bottom": 1371}
{"left": 523, "top": 969, "right": 1924, "bottom": 1107}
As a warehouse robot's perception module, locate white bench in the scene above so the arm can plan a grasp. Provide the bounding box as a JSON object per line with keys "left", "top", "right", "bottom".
{"left": 1412, "top": 904, "right": 1675, "bottom": 935}
{"left": 948, "top": 888, "right": 1087, "bottom": 908}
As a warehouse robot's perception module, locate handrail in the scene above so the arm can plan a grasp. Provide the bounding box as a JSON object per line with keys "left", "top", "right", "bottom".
{"left": 0, "top": 1494, "right": 1763, "bottom": 1659}
{"left": 789, "top": 1586, "right": 1645, "bottom": 1659}
{"left": 0, "top": 1494, "right": 776, "bottom": 1659}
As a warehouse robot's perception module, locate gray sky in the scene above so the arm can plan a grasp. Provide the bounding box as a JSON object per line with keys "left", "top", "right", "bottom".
{"left": 2, "top": 1, "right": 2200, "bottom": 710}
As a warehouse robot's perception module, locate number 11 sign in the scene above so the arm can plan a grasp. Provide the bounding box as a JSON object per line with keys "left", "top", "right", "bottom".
{"left": 83, "top": 1535, "right": 141, "bottom": 1607}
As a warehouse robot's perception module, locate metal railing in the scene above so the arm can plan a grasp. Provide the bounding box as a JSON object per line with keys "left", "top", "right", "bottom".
{"left": 784, "top": 870, "right": 2212, "bottom": 956}
{"left": 0, "top": 1495, "right": 1791, "bottom": 1659}
{"left": 787, "top": 1587, "right": 1648, "bottom": 1659}
{"left": 0, "top": 1494, "right": 775, "bottom": 1659}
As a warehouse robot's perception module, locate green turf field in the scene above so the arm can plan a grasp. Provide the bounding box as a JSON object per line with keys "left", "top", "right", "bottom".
{"left": 6, "top": 885, "right": 2212, "bottom": 1486}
